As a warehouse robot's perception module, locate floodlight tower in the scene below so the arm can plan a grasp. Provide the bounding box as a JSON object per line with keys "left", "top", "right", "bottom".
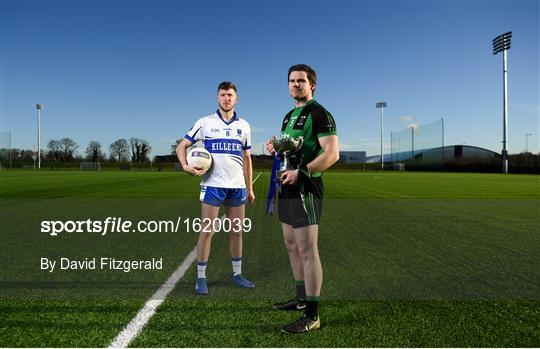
{"left": 492, "top": 31, "right": 512, "bottom": 173}
{"left": 525, "top": 133, "right": 533, "bottom": 153}
{"left": 36, "top": 104, "right": 43, "bottom": 169}
{"left": 376, "top": 101, "right": 387, "bottom": 170}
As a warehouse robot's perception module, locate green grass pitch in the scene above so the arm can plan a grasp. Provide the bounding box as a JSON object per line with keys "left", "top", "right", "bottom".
{"left": 0, "top": 170, "right": 539, "bottom": 347}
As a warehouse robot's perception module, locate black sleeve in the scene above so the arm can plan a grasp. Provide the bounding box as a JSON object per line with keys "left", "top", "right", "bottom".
{"left": 311, "top": 106, "right": 337, "bottom": 137}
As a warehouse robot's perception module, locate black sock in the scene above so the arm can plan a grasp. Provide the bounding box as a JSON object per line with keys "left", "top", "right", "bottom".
{"left": 295, "top": 280, "right": 306, "bottom": 300}
{"left": 305, "top": 296, "right": 319, "bottom": 320}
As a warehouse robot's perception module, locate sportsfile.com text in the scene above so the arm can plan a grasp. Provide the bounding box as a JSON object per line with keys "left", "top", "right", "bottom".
{"left": 41, "top": 217, "right": 252, "bottom": 236}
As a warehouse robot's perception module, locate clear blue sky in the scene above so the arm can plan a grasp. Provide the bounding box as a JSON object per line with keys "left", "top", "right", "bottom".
{"left": 1, "top": 0, "right": 538, "bottom": 157}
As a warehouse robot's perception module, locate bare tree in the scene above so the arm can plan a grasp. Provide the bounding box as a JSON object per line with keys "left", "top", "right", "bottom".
{"left": 85, "top": 141, "right": 104, "bottom": 162}
{"left": 140, "top": 140, "right": 151, "bottom": 162}
{"left": 129, "top": 137, "right": 152, "bottom": 162}
{"left": 59, "top": 138, "right": 78, "bottom": 161}
{"left": 109, "top": 138, "right": 129, "bottom": 162}
{"left": 47, "top": 139, "right": 62, "bottom": 161}
{"left": 13, "top": 149, "right": 35, "bottom": 162}
{"left": 129, "top": 137, "right": 140, "bottom": 162}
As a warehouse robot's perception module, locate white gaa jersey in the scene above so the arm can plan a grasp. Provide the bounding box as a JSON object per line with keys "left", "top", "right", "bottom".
{"left": 184, "top": 110, "right": 251, "bottom": 188}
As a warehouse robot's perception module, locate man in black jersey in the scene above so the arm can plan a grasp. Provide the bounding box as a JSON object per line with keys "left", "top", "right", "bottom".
{"left": 266, "top": 64, "right": 339, "bottom": 333}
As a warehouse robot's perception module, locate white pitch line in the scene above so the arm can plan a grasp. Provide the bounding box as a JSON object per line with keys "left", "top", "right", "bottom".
{"left": 109, "top": 171, "right": 262, "bottom": 348}
{"left": 252, "top": 171, "right": 262, "bottom": 185}
{"left": 108, "top": 249, "right": 196, "bottom": 348}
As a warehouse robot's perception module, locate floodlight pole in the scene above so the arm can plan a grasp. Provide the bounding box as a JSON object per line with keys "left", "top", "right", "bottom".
{"left": 376, "top": 101, "right": 387, "bottom": 171}
{"left": 36, "top": 104, "right": 43, "bottom": 169}
{"left": 411, "top": 125, "right": 415, "bottom": 170}
{"left": 493, "top": 31, "right": 512, "bottom": 173}
{"left": 381, "top": 107, "right": 383, "bottom": 170}
{"left": 525, "top": 133, "right": 532, "bottom": 153}
{"left": 503, "top": 48, "right": 508, "bottom": 172}
{"left": 390, "top": 132, "right": 393, "bottom": 164}
{"left": 398, "top": 137, "right": 401, "bottom": 162}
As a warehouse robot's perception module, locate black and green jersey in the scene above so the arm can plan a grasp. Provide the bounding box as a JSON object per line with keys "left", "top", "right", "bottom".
{"left": 280, "top": 99, "right": 337, "bottom": 177}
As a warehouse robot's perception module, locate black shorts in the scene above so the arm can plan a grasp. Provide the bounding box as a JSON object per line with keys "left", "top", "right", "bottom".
{"left": 278, "top": 177, "right": 323, "bottom": 229}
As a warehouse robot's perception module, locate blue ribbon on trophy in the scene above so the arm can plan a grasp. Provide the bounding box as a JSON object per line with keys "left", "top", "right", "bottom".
{"left": 265, "top": 135, "right": 304, "bottom": 216}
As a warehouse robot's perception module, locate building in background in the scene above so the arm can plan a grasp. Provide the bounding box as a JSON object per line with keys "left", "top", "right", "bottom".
{"left": 339, "top": 151, "right": 366, "bottom": 164}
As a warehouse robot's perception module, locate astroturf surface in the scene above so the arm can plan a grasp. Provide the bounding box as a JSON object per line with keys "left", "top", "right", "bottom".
{"left": 1, "top": 170, "right": 539, "bottom": 347}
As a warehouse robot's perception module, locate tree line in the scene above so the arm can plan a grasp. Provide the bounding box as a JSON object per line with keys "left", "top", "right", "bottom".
{"left": 5, "top": 137, "right": 154, "bottom": 163}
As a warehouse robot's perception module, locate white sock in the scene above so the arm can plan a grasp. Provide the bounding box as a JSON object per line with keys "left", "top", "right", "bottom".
{"left": 232, "top": 257, "right": 242, "bottom": 276}
{"left": 197, "top": 261, "right": 207, "bottom": 279}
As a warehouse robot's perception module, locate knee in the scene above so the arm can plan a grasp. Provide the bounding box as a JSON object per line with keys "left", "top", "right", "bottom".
{"left": 199, "top": 231, "right": 214, "bottom": 241}
{"left": 284, "top": 239, "right": 297, "bottom": 253}
{"left": 297, "top": 245, "right": 316, "bottom": 262}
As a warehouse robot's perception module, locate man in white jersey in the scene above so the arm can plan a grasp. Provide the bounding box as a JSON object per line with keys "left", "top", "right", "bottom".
{"left": 176, "top": 81, "right": 255, "bottom": 295}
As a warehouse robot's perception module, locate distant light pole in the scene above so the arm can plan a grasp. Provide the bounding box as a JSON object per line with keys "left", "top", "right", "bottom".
{"left": 390, "top": 132, "right": 393, "bottom": 164}
{"left": 492, "top": 31, "right": 512, "bottom": 173}
{"left": 397, "top": 137, "right": 401, "bottom": 163}
{"left": 36, "top": 104, "right": 43, "bottom": 169}
{"left": 525, "top": 133, "right": 533, "bottom": 153}
{"left": 411, "top": 124, "right": 415, "bottom": 169}
{"left": 376, "top": 101, "right": 387, "bottom": 170}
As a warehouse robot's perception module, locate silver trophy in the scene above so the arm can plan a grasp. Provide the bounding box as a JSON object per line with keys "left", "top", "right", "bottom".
{"left": 272, "top": 135, "right": 304, "bottom": 180}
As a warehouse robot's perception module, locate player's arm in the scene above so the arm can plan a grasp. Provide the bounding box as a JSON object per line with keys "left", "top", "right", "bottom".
{"left": 306, "top": 135, "right": 340, "bottom": 173}
{"left": 243, "top": 149, "right": 255, "bottom": 203}
{"left": 176, "top": 138, "right": 205, "bottom": 176}
{"left": 243, "top": 123, "right": 255, "bottom": 203}
{"left": 306, "top": 108, "right": 339, "bottom": 173}
{"left": 281, "top": 135, "right": 339, "bottom": 185}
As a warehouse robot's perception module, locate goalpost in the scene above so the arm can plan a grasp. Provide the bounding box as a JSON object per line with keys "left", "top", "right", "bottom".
{"left": 80, "top": 162, "right": 101, "bottom": 171}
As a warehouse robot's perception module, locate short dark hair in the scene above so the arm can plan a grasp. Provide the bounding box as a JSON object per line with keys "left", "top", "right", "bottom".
{"left": 217, "top": 81, "right": 237, "bottom": 93}
{"left": 288, "top": 64, "right": 317, "bottom": 86}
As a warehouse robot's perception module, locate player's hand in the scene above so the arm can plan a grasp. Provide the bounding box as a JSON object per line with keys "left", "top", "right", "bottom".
{"left": 183, "top": 164, "right": 205, "bottom": 176}
{"left": 247, "top": 189, "right": 255, "bottom": 203}
{"left": 266, "top": 136, "right": 276, "bottom": 155}
{"left": 281, "top": 169, "right": 298, "bottom": 185}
